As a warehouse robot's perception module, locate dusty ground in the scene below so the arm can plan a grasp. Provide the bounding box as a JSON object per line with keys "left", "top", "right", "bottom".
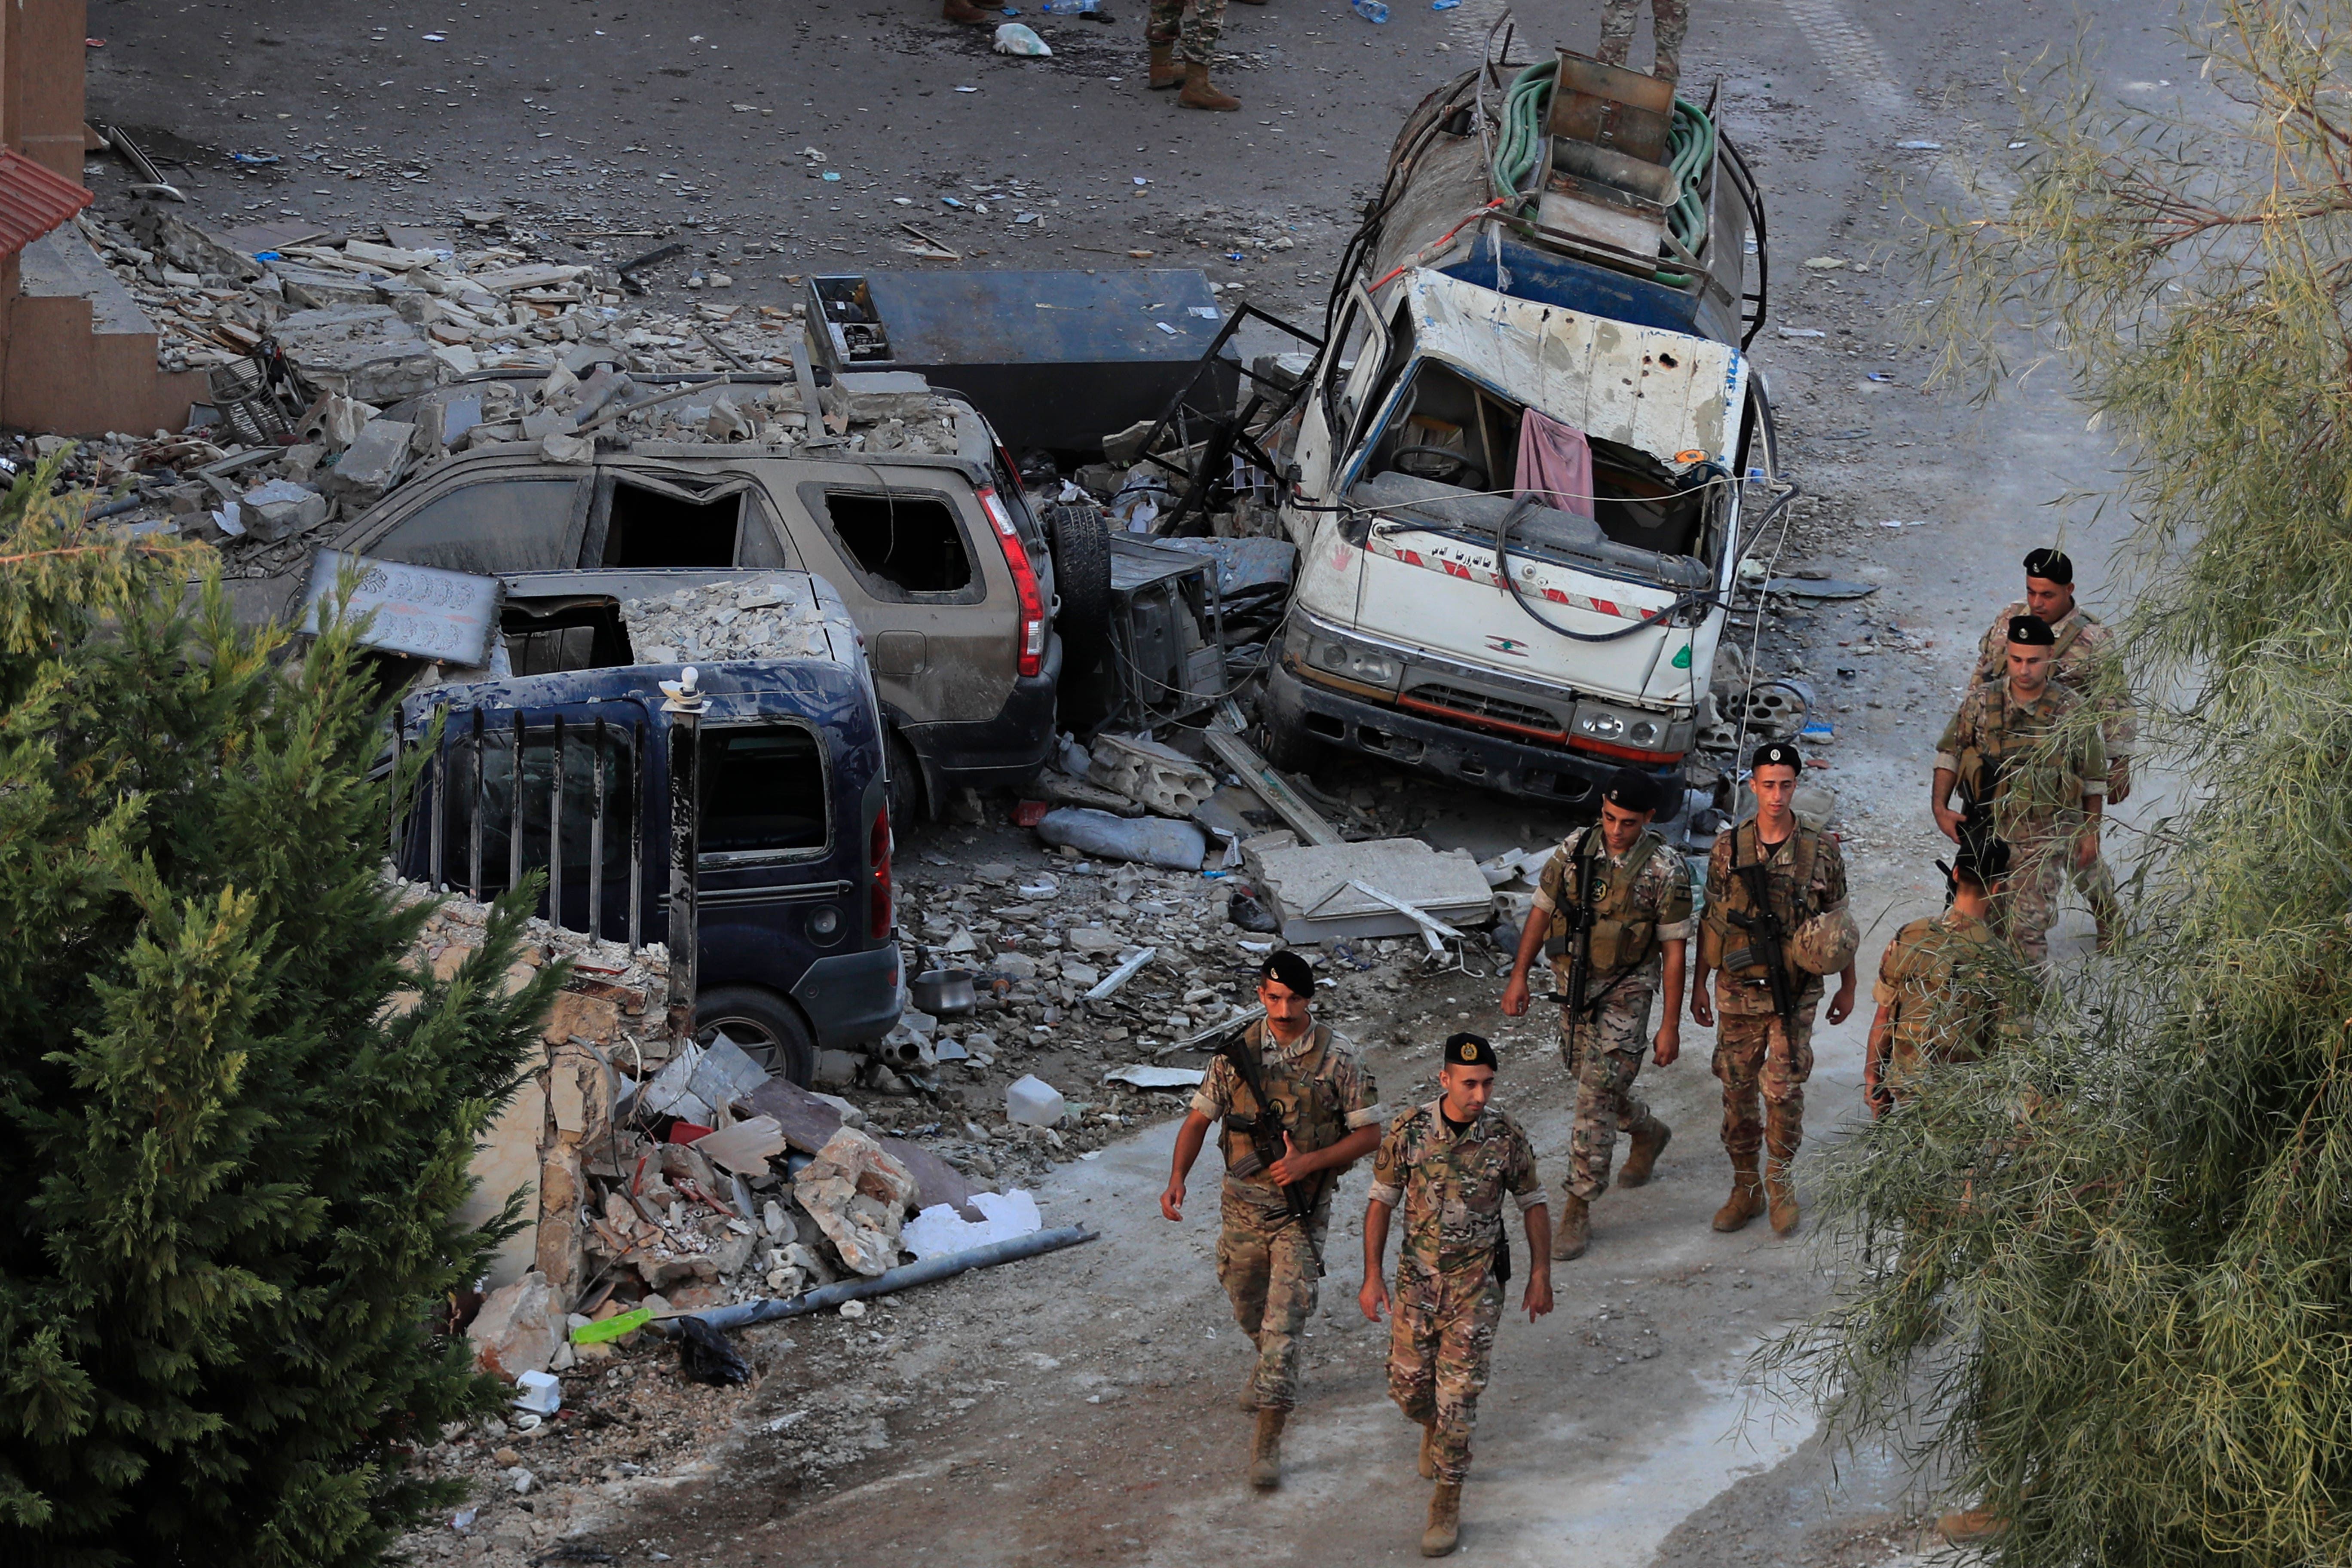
{"left": 83, "top": 0, "right": 2193, "bottom": 1561}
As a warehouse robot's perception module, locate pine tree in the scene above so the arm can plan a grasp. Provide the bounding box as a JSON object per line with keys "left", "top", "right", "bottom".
{"left": 0, "top": 456, "right": 562, "bottom": 1565}
{"left": 1768, "top": 5, "right": 2352, "bottom": 1562}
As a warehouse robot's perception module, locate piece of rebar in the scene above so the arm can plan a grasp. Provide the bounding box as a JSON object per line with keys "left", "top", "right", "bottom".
{"left": 659, "top": 1226, "right": 1098, "bottom": 1334}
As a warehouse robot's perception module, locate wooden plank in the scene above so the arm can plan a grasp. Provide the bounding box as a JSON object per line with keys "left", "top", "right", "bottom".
{"left": 1201, "top": 725, "right": 1344, "bottom": 847}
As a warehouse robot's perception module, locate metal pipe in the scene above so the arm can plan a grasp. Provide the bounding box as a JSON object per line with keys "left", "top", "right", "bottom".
{"left": 628, "top": 718, "right": 646, "bottom": 952}
{"left": 590, "top": 717, "right": 608, "bottom": 940}
{"left": 428, "top": 704, "right": 447, "bottom": 890}
{"left": 508, "top": 710, "right": 526, "bottom": 895}
{"left": 468, "top": 707, "right": 486, "bottom": 901}
{"left": 548, "top": 714, "right": 566, "bottom": 928}
{"left": 659, "top": 1226, "right": 1098, "bottom": 1334}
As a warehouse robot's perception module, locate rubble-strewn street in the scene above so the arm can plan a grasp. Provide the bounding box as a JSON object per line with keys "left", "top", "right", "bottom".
{"left": 0, "top": 0, "right": 2200, "bottom": 1562}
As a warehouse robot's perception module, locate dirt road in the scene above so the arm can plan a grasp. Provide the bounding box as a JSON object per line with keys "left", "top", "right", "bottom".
{"left": 86, "top": 0, "right": 2189, "bottom": 1560}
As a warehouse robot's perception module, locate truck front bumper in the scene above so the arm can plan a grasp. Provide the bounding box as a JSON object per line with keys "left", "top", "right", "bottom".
{"left": 1267, "top": 664, "right": 1683, "bottom": 805}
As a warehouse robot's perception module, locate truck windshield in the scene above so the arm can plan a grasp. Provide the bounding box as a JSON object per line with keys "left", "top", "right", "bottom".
{"left": 1347, "top": 356, "right": 1724, "bottom": 583}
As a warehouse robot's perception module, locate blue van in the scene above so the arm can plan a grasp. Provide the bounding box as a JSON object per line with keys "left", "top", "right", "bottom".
{"left": 392, "top": 566, "right": 900, "bottom": 1083}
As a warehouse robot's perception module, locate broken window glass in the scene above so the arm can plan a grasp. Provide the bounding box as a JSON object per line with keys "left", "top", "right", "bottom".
{"left": 699, "top": 724, "right": 828, "bottom": 860}
{"left": 369, "top": 478, "right": 587, "bottom": 575}
{"left": 815, "top": 490, "right": 976, "bottom": 599}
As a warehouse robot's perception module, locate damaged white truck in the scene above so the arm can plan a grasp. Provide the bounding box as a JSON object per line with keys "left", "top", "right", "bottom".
{"left": 1259, "top": 48, "right": 1780, "bottom": 811}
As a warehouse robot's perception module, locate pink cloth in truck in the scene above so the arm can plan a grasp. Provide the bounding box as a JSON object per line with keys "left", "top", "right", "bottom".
{"left": 1513, "top": 409, "right": 1596, "bottom": 519}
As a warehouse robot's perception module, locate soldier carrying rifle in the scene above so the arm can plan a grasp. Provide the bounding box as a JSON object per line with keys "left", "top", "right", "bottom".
{"left": 1690, "top": 741, "right": 1859, "bottom": 1238}
{"left": 1159, "top": 949, "right": 1384, "bottom": 1489}
{"left": 1500, "top": 767, "right": 1692, "bottom": 1262}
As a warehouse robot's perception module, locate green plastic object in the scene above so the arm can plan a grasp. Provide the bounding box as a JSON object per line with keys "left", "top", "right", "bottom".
{"left": 571, "top": 1307, "right": 652, "bottom": 1344}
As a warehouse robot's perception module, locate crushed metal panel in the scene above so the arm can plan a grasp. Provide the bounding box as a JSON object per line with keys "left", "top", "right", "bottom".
{"left": 1401, "top": 269, "right": 1746, "bottom": 466}
{"left": 301, "top": 548, "right": 502, "bottom": 665}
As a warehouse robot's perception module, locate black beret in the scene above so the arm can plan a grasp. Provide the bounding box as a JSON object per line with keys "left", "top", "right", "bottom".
{"left": 1444, "top": 1032, "right": 1497, "bottom": 1069}
{"left": 1258, "top": 949, "right": 1314, "bottom": 998}
{"left": 1749, "top": 740, "right": 1803, "bottom": 774}
{"left": 2008, "top": 614, "right": 2057, "bottom": 647}
{"left": 2023, "top": 548, "right": 2073, "bottom": 585}
{"left": 1601, "top": 766, "right": 1658, "bottom": 814}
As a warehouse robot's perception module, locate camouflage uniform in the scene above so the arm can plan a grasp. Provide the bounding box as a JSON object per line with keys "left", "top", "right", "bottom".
{"left": 1935, "top": 681, "right": 2106, "bottom": 966}
{"left": 1367, "top": 1099, "right": 1543, "bottom": 1485}
{"left": 1530, "top": 825, "right": 1692, "bottom": 1200}
{"left": 1147, "top": 0, "right": 1226, "bottom": 67}
{"left": 1596, "top": 0, "right": 1689, "bottom": 83}
{"left": 1700, "top": 820, "right": 1849, "bottom": 1163}
{"left": 1191, "top": 1020, "right": 1382, "bottom": 1412}
{"left": 1872, "top": 909, "right": 2006, "bottom": 1103}
{"left": 1972, "top": 602, "right": 2132, "bottom": 929}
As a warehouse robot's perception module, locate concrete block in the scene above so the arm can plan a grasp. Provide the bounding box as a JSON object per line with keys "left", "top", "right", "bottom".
{"left": 320, "top": 416, "right": 416, "bottom": 505}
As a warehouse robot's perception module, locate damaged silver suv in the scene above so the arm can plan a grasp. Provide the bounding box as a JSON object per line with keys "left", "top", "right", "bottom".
{"left": 287, "top": 372, "right": 1067, "bottom": 818}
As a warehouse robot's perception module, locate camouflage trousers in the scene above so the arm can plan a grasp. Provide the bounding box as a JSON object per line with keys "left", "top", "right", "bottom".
{"left": 1994, "top": 827, "right": 2082, "bottom": 966}
{"left": 1387, "top": 1259, "right": 1504, "bottom": 1484}
{"left": 1216, "top": 1185, "right": 1329, "bottom": 1411}
{"left": 1147, "top": 0, "right": 1226, "bottom": 65}
{"left": 1712, "top": 998, "right": 1816, "bottom": 1162}
{"left": 1559, "top": 984, "right": 1660, "bottom": 1201}
{"left": 1596, "top": 0, "right": 1689, "bottom": 82}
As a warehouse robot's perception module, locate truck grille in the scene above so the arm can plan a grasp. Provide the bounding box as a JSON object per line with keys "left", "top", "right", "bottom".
{"left": 1401, "top": 683, "right": 1569, "bottom": 741}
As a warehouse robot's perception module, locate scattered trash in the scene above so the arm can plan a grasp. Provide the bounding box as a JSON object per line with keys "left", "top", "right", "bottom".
{"left": 571, "top": 1307, "right": 652, "bottom": 1345}
{"left": 1103, "top": 1063, "right": 1206, "bottom": 1090}
{"left": 1351, "top": 0, "right": 1391, "bottom": 19}
{"left": 673, "top": 1314, "right": 752, "bottom": 1386}
{"left": 1803, "top": 256, "right": 1848, "bottom": 270}
{"left": 511, "top": 1369, "right": 563, "bottom": 1415}
{"left": 229, "top": 151, "right": 282, "bottom": 165}
{"left": 1777, "top": 327, "right": 1827, "bottom": 339}
{"left": 1896, "top": 139, "right": 1945, "bottom": 150}
{"left": 993, "top": 21, "right": 1053, "bottom": 53}
{"left": 1225, "top": 888, "right": 1281, "bottom": 933}
{"left": 1006, "top": 1074, "right": 1068, "bottom": 1128}
{"left": 902, "top": 1189, "right": 1044, "bottom": 1259}
{"left": 451, "top": 1509, "right": 478, "bottom": 1534}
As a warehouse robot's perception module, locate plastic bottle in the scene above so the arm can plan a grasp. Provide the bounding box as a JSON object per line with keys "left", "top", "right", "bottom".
{"left": 1040, "top": 0, "right": 1099, "bottom": 12}
{"left": 1351, "top": 0, "right": 1390, "bottom": 20}
{"left": 1431, "top": 0, "right": 1462, "bottom": 9}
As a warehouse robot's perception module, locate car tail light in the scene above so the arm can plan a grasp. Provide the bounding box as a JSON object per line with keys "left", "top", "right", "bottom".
{"left": 977, "top": 484, "right": 1047, "bottom": 679}
{"left": 869, "top": 806, "right": 894, "bottom": 939}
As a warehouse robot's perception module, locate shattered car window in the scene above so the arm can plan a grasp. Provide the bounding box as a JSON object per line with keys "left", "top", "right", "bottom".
{"left": 701, "top": 725, "right": 828, "bottom": 858}
{"left": 370, "top": 478, "right": 586, "bottom": 576}
{"left": 815, "top": 490, "right": 977, "bottom": 600}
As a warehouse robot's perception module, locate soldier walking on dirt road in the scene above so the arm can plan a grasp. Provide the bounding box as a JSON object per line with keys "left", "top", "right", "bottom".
{"left": 1160, "top": 949, "right": 1383, "bottom": 1489}
{"left": 1935, "top": 615, "right": 2107, "bottom": 967}
{"left": 1360, "top": 1033, "right": 1553, "bottom": 1558}
{"left": 1864, "top": 839, "right": 2011, "bottom": 1115}
{"left": 1146, "top": 0, "right": 1243, "bottom": 109}
{"left": 1499, "top": 766, "right": 1691, "bottom": 1262}
{"left": 1968, "top": 548, "right": 2133, "bottom": 949}
{"left": 1690, "top": 742, "right": 1859, "bottom": 1239}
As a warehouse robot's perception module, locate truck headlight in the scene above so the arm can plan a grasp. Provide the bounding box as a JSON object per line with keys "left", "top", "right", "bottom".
{"left": 1575, "top": 702, "right": 1675, "bottom": 750}
{"left": 1311, "top": 635, "right": 1399, "bottom": 687}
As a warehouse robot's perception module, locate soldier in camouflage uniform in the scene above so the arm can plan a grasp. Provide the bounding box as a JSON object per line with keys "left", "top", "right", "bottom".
{"left": 1161, "top": 949, "right": 1382, "bottom": 1489}
{"left": 1865, "top": 841, "right": 2010, "bottom": 1115}
{"left": 1690, "top": 741, "right": 1858, "bottom": 1238}
{"left": 1360, "top": 1033, "right": 1551, "bottom": 1558}
{"left": 1146, "top": 0, "right": 1241, "bottom": 110}
{"left": 1935, "top": 615, "right": 2107, "bottom": 968}
{"left": 1968, "top": 548, "right": 2133, "bottom": 947}
{"left": 1501, "top": 768, "right": 1691, "bottom": 1261}
{"left": 1596, "top": 0, "right": 1690, "bottom": 83}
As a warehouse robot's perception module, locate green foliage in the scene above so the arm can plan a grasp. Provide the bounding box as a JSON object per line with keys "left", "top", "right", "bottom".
{"left": 0, "top": 456, "right": 561, "bottom": 1565}
{"left": 1768, "top": 4, "right": 2352, "bottom": 1562}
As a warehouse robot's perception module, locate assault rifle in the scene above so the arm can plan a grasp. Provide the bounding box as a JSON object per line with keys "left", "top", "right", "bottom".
{"left": 1558, "top": 829, "right": 1604, "bottom": 1054}
{"left": 1948, "top": 755, "right": 2006, "bottom": 907}
{"left": 1217, "top": 1034, "right": 1317, "bottom": 1223}
{"left": 1724, "top": 851, "right": 1798, "bottom": 1030}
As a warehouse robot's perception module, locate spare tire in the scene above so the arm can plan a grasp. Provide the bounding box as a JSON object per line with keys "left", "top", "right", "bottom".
{"left": 1043, "top": 500, "right": 1112, "bottom": 662}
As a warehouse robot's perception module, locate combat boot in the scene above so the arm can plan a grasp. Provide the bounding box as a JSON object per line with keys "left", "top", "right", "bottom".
{"left": 1248, "top": 1407, "right": 1285, "bottom": 1488}
{"left": 1179, "top": 61, "right": 1240, "bottom": 110}
{"left": 1766, "top": 1160, "right": 1800, "bottom": 1237}
{"left": 1418, "top": 1422, "right": 1436, "bottom": 1480}
{"left": 1552, "top": 1192, "right": 1590, "bottom": 1260}
{"left": 1421, "top": 1481, "right": 1462, "bottom": 1556}
{"left": 943, "top": 0, "right": 993, "bottom": 21}
{"left": 1620, "top": 1118, "right": 1671, "bottom": 1188}
{"left": 1148, "top": 42, "right": 1181, "bottom": 88}
{"left": 1712, "top": 1152, "right": 1764, "bottom": 1232}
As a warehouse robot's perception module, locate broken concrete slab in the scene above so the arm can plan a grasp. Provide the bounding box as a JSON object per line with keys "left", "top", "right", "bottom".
{"left": 1090, "top": 732, "right": 1216, "bottom": 817}
{"left": 318, "top": 416, "right": 416, "bottom": 506}
{"left": 237, "top": 477, "right": 329, "bottom": 543}
{"left": 737, "top": 1075, "right": 984, "bottom": 1219}
{"left": 793, "top": 1125, "right": 919, "bottom": 1277}
{"left": 1246, "top": 837, "right": 1494, "bottom": 944}
{"left": 469, "top": 1270, "right": 564, "bottom": 1379}
{"left": 272, "top": 304, "right": 441, "bottom": 404}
